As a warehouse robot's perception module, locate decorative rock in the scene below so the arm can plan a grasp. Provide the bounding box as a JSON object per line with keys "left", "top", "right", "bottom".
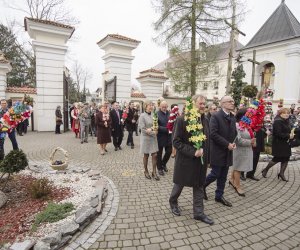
{"left": 96, "top": 201, "right": 104, "bottom": 213}
{"left": 81, "top": 167, "right": 91, "bottom": 173}
{"left": 92, "top": 179, "right": 104, "bottom": 188}
{"left": 48, "top": 170, "right": 58, "bottom": 174}
{"left": 91, "top": 176, "right": 101, "bottom": 180}
{"left": 0, "top": 191, "right": 8, "bottom": 209}
{"left": 41, "top": 232, "right": 62, "bottom": 246}
{"left": 58, "top": 220, "right": 79, "bottom": 237}
{"left": 34, "top": 241, "right": 51, "bottom": 250}
{"left": 72, "top": 167, "right": 91, "bottom": 173}
{"left": 89, "top": 197, "right": 99, "bottom": 208}
{"left": 75, "top": 206, "right": 97, "bottom": 225}
{"left": 88, "top": 170, "right": 101, "bottom": 177}
{"left": 51, "top": 235, "right": 72, "bottom": 250}
{"left": 9, "top": 240, "right": 35, "bottom": 250}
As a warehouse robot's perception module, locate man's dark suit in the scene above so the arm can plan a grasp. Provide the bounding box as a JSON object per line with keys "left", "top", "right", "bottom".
{"left": 110, "top": 109, "right": 124, "bottom": 149}
{"left": 157, "top": 110, "right": 172, "bottom": 171}
{"left": 205, "top": 109, "right": 236, "bottom": 199}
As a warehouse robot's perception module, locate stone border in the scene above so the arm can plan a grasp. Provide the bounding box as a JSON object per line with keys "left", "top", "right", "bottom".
{"left": 7, "top": 169, "right": 119, "bottom": 250}
{"left": 64, "top": 176, "right": 119, "bottom": 250}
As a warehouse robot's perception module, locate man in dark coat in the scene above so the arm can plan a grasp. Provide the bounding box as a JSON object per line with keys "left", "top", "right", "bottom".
{"left": 110, "top": 101, "right": 124, "bottom": 151}
{"left": 157, "top": 101, "right": 172, "bottom": 176}
{"left": 125, "top": 101, "right": 138, "bottom": 149}
{"left": 204, "top": 96, "right": 237, "bottom": 207}
{"left": 169, "top": 95, "right": 213, "bottom": 225}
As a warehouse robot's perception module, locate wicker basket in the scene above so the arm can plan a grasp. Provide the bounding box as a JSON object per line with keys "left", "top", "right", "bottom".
{"left": 49, "top": 147, "right": 68, "bottom": 170}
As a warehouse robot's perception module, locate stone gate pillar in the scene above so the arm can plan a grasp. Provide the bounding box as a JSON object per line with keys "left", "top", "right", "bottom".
{"left": 0, "top": 53, "right": 12, "bottom": 100}
{"left": 136, "top": 69, "right": 168, "bottom": 102}
{"left": 97, "top": 34, "right": 140, "bottom": 102}
{"left": 24, "top": 18, "right": 74, "bottom": 131}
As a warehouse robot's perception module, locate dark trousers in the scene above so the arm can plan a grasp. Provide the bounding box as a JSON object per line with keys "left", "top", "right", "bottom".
{"left": 169, "top": 183, "right": 204, "bottom": 216}
{"left": 205, "top": 165, "right": 230, "bottom": 199}
{"left": 247, "top": 151, "right": 260, "bottom": 177}
{"left": 8, "top": 129, "right": 19, "bottom": 150}
{"left": 0, "top": 138, "right": 4, "bottom": 160}
{"left": 113, "top": 135, "right": 123, "bottom": 148}
{"left": 127, "top": 130, "right": 134, "bottom": 146}
{"left": 55, "top": 125, "right": 61, "bottom": 134}
{"left": 157, "top": 145, "right": 172, "bottom": 170}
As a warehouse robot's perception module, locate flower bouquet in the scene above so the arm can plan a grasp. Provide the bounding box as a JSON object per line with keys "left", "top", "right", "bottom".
{"left": 167, "top": 106, "right": 179, "bottom": 134}
{"left": 184, "top": 97, "right": 206, "bottom": 164}
{"left": 152, "top": 111, "right": 158, "bottom": 131}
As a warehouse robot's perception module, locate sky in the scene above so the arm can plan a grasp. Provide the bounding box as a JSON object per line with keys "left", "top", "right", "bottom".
{"left": 0, "top": 0, "right": 299, "bottom": 92}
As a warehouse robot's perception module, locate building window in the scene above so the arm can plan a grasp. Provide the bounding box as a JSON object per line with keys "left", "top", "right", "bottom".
{"left": 201, "top": 82, "right": 208, "bottom": 90}
{"left": 214, "top": 66, "right": 219, "bottom": 74}
{"left": 213, "top": 81, "right": 219, "bottom": 89}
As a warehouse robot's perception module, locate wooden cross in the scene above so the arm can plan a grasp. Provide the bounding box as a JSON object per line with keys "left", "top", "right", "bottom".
{"left": 247, "top": 50, "right": 261, "bottom": 86}
{"left": 224, "top": 16, "right": 246, "bottom": 94}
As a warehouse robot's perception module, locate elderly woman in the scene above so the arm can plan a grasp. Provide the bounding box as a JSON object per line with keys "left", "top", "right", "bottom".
{"left": 139, "top": 100, "right": 159, "bottom": 180}
{"left": 55, "top": 105, "right": 63, "bottom": 134}
{"left": 229, "top": 108, "right": 256, "bottom": 196}
{"left": 95, "top": 104, "right": 112, "bottom": 155}
{"left": 262, "top": 108, "right": 293, "bottom": 181}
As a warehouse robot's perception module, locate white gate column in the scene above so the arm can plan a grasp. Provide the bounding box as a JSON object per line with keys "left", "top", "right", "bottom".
{"left": 0, "top": 53, "right": 12, "bottom": 100}
{"left": 25, "top": 18, "right": 74, "bottom": 131}
{"left": 97, "top": 34, "right": 140, "bottom": 102}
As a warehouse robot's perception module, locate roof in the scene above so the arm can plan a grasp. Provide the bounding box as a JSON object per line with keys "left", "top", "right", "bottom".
{"left": 242, "top": 1, "right": 300, "bottom": 50}
{"left": 6, "top": 87, "right": 37, "bottom": 94}
{"left": 140, "top": 68, "right": 164, "bottom": 74}
{"left": 136, "top": 74, "right": 169, "bottom": 80}
{"left": 97, "top": 34, "right": 140, "bottom": 45}
{"left": 131, "top": 92, "right": 146, "bottom": 98}
{"left": 24, "top": 17, "right": 74, "bottom": 30}
{"left": 154, "top": 40, "right": 244, "bottom": 71}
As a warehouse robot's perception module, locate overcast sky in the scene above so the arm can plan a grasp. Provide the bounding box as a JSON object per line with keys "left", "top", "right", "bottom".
{"left": 0, "top": 0, "right": 299, "bottom": 92}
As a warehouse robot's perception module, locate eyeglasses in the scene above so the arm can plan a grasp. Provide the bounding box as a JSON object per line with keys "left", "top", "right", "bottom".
{"left": 223, "top": 100, "right": 235, "bottom": 103}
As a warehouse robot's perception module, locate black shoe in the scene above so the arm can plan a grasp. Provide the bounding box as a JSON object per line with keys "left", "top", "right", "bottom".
{"left": 131, "top": 145, "right": 134, "bottom": 149}
{"left": 240, "top": 175, "right": 246, "bottom": 181}
{"left": 118, "top": 146, "right": 122, "bottom": 150}
{"left": 170, "top": 206, "right": 181, "bottom": 216}
{"left": 247, "top": 175, "right": 260, "bottom": 181}
{"left": 194, "top": 214, "right": 214, "bottom": 225}
{"left": 126, "top": 143, "right": 130, "bottom": 146}
{"left": 104, "top": 149, "right": 108, "bottom": 152}
{"left": 215, "top": 197, "right": 232, "bottom": 207}
{"left": 114, "top": 147, "right": 118, "bottom": 151}
{"left": 81, "top": 141, "right": 83, "bottom": 144}
{"left": 158, "top": 169, "right": 164, "bottom": 176}
{"left": 163, "top": 165, "right": 168, "bottom": 172}
{"left": 203, "top": 186, "right": 208, "bottom": 200}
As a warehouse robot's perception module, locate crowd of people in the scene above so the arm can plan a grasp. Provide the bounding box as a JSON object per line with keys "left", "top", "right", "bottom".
{"left": 55, "top": 96, "right": 299, "bottom": 225}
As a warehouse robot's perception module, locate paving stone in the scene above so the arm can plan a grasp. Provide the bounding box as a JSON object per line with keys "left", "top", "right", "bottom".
{"left": 13, "top": 132, "right": 300, "bottom": 250}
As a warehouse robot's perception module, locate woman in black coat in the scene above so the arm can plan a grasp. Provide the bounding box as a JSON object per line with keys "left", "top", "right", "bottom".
{"left": 262, "top": 108, "right": 293, "bottom": 181}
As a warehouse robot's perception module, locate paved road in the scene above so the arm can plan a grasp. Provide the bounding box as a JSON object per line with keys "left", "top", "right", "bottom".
{"left": 7, "top": 131, "right": 300, "bottom": 250}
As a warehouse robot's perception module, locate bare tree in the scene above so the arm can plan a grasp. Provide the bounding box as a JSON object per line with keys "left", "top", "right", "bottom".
{"left": 153, "top": 0, "right": 245, "bottom": 95}
{"left": 71, "top": 61, "right": 93, "bottom": 102}
{"left": 4, "top": 0, "right": 79, "bottom": 25}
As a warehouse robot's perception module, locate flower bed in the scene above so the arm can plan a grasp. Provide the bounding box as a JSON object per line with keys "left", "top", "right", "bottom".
{"left": 0, "top": 175, "right": 71, "bottom": 245}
